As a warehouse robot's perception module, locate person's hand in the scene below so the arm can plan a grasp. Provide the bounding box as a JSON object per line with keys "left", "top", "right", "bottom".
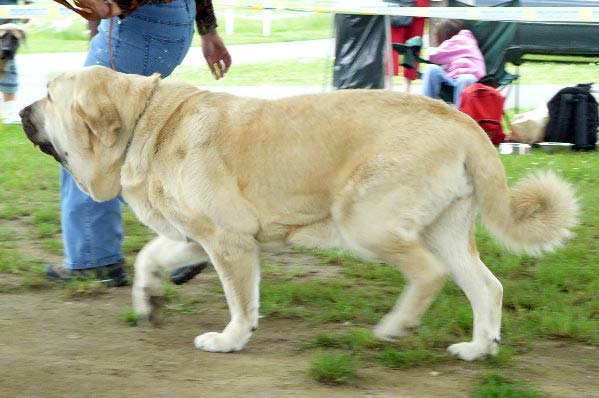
{"left": 201, "top": 30, "right": 231, "bottom": 80}
{"left": 73, "top": 0, "right": 122, "bottom": 19}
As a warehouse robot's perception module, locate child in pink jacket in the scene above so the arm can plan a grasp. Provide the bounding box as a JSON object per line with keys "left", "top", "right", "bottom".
{"left": 422, "top": 20, "right": 486, "bottom": 108}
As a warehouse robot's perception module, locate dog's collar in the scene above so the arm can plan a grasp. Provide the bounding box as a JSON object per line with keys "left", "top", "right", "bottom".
{"left": 123, "top": 82, "right": 160, "bottom": 162}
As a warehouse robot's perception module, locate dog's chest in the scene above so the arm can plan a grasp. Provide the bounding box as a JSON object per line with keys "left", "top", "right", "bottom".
{"left": 122, "top": 186, "right": 188, "bottom": 242}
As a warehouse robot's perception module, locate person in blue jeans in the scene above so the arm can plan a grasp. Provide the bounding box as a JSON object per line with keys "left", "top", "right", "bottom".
{"left": 46, "top": 0, "right": 231, "bottom": 286}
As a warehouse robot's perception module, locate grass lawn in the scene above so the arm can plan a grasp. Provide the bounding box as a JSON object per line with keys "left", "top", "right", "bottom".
{"left": 20, "top": 12, "right": 333, "bottom": 54}
{"left": 170, "top": 57, "right": 599, "bottom": 87}
{"left": 170, "top": 58, "right": 335, "bottom": 86}
{"left": 1, "top": 123, "right": 598, "bottom": 393}
{"left": 20, "top": 13, "right": 598, "bottom": 87}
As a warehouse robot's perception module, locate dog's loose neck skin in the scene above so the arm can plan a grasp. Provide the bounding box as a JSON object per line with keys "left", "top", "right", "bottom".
{"left": 118, "top": 81, "right": 212, "bottom": 242}
{"left": 122, "top": 81, "right": 160, "bottom": 164}
{"left": 119, "top": 81, "right": 203, "bottom": 192}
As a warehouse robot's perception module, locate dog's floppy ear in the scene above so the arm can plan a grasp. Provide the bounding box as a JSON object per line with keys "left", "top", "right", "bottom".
{"left": 13, "top": 28, "right": 26, "bottom": 44}
{"left": 73, "top": 87, "right": 121, "bottom": 148}
{"left": 0, "top": 24, "right": 25, "bottom": 41}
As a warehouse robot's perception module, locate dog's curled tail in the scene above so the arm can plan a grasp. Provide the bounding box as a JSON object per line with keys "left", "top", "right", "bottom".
{"left": 466, "top": 141, "right": 579, "bottom": 256}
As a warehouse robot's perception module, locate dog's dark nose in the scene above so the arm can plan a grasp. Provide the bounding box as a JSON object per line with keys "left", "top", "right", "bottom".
{"left": 19, "top": 106, "right": 29, "bottom": 120}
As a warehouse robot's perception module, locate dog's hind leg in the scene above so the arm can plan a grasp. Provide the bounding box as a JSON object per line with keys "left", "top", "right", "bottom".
{"left": 287, "top": 219, "right": 342, "bottom": 250}
{"left": 336, "top": 193, "right": 447, "bottom": 340}
{"left": 423, "top": 196, "right": 503, "bottom": 361}
{"left": 370, "top": 239, "right": 448, "bottom": 341}
{"left": 193, "top": 231, "right": 260, "bottom": 353}
{"left": 132, "top": 235, "right": 209, "bottom": 322}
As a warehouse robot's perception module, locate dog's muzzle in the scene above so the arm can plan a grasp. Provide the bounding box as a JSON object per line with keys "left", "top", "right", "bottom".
{"left": 0, "top": 47, "right": 16, "bottom": 60}
{"left": 0, "top": 35, "right": 19, "bottom": 61}
{"left": 19, "top": 105, "right": 63, "bottom": 164}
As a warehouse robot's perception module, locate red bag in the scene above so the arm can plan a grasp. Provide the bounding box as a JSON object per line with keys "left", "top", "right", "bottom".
{"left": 459, "top": 83, "right": 506, "bottom": 145}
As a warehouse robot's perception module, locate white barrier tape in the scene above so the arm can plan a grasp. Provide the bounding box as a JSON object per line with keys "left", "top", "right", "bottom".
{"left": 215, "top": 1, "right": 599, "bottom": 22}
{"left": 0, "top": 4, "right": 77, "bottom": 19}
{"left": 1, "top": 2, "right": 599, "bottom": 22}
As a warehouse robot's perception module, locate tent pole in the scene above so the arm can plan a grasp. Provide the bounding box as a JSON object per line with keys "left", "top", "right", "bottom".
{"left": 384, "top": 15, "right": 394, "bottom": 90}
{"left": 515, "top": 65, "right": 520, "bottom": 112}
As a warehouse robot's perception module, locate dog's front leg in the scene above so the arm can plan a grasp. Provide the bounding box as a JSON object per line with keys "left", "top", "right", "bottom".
{"left": 132, "top": 236, "right": 210, "bottom": 323}
{"left": 194, "top": 231, "right": 260, "bottom": 353}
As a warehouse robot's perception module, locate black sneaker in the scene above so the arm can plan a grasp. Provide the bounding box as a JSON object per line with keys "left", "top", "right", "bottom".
{"left": 170, "top": 261, "right": 210, "bottom": 285}
{"left": 45, "top": 260, "right": 129, "bottom": 287}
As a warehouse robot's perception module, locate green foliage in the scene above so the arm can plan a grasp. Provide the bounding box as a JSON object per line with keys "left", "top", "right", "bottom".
{"left": 374, "top": 348, "right": 442, "bottom": 369}
{"left": 120, "top": 309, "right": 140, "bottom": 326}
{"left": 473, "top": 373, "right": 541, "bottom": 398}
{"left": 309, "top": 353, "right": 358, "bottom": 385}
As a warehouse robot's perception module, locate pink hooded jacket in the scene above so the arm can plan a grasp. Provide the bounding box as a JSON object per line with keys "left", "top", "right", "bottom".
{"left": 428, "top": 30, "right": 486, "bottom": 80}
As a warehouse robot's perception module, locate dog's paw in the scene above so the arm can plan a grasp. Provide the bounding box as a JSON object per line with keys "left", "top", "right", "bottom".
{"left": 132, "top": 285, "right": 151, "bottom": 316}
{"left": 132, "top": 285, "right": 164, "bottom": 326}
{"left": 373, "top": 316, "right": 418, "bottom": 342}
{"left": 447, "top": 341, "right": 498, "bottom": 361}
{"left": 194, "top": 331, "right": 248, "bottom": 353}
{"left": 374, "top": 325, "right": 403, "bottom": 342}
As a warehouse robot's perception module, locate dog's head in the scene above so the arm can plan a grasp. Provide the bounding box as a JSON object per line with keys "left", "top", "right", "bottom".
{"left": 0, "top": 23, "right": 25, "bottom": 62}
{"left": 20, "top": 66, "right": 160, "bottom": 201}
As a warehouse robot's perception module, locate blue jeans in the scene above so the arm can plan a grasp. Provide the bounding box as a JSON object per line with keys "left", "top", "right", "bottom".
{"left": 0, "top": 60, "right": 18, "bottom": 94}
{"left": 422, "top": 64, "right": 477, "bottom": 109}
{"left": 61, "top": 0, "right": 195, "bottom": 269}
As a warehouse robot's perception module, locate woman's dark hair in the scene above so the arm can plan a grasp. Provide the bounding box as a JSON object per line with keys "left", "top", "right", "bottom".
{"left": 434, "top": 19, "right": 467, "bottom": 44}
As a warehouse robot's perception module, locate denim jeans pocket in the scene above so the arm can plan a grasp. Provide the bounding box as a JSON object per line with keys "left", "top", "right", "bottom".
{"left": 131, "top": 0, "right": 194, "bottom": 26}
{"left": 143, "top": 34, "right": 186, "bottom": 77}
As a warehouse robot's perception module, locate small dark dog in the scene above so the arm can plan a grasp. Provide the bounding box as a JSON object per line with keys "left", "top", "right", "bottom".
{"left": 0, "top": 23, "right": 25, "bottom": 78}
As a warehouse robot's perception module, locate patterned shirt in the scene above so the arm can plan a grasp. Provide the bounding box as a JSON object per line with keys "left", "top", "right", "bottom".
{"left": 115, "top": 0, "right": 217, "bottom": 35}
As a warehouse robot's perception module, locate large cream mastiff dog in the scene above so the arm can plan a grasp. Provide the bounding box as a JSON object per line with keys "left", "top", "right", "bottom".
{"left": 21, "top": 66, "right": 578, "bottom": 360}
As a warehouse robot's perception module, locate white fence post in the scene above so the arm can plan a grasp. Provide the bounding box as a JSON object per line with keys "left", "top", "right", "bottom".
{"left": 225, "top": 8, "right": 235, "bottom": 36}
{"left": 263, "top": 0, "right": 273, "bottom": 37}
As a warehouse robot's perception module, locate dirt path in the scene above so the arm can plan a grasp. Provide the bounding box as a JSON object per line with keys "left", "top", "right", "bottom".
{"left": 1, "top": 269, "right": 598, "bottom": 398}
